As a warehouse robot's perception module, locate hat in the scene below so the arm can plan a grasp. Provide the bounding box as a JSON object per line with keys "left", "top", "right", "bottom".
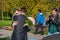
{"left": 21, "top": 7, "right": 27, "bottom": 13}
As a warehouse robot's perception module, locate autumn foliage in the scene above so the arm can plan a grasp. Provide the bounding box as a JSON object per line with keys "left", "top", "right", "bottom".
{"left": 0, "top": 0, "right": 60, "bottom": 18}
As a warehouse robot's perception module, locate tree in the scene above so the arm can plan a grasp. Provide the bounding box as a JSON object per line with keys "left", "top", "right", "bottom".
{"left": 0, "top": 0, "right": 60, "bottom": 19}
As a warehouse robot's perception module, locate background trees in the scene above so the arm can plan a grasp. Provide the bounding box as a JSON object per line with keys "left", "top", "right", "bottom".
{"left": 0, "top": 0, "right": 60, "bottom": 19}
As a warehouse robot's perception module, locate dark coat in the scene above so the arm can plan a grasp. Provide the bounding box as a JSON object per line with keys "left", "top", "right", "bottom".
{"left": 46, "top": 14, "right": 57, "bottom": 33}
{"left": 56, "top": 15, "right": 60, "bottom": 32}
{"left": 11, "top": 14, "right": 28, "bottom": 40}
{"left": 12, "top": 15, "right": 18, "bottom": 28}
{"left": 46, "top": 14, "right": 57, "bottom": 26}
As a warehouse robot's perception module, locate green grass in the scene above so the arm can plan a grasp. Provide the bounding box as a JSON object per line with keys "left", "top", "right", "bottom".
{"left": 44, "top": 32, "right": 48, "bottom": 35}
{"left": 30, "top": 30, "right": 35, "bottom": 33}
{"left": 0, "top": 20, "right": 12, "bottom": 26}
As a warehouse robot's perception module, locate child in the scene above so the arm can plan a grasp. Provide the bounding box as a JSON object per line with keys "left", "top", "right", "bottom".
{"left": 34, "top": 9, "right": 44, "bottom": 35}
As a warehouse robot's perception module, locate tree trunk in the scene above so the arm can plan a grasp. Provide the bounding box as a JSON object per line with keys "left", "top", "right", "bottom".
{"left": 2, "top": 11, "right": 4, "bottom": 21}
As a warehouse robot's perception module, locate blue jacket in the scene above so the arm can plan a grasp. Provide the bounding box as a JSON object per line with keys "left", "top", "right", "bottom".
{"left": 36, "top": 12, "right": 44, "bottom": 25}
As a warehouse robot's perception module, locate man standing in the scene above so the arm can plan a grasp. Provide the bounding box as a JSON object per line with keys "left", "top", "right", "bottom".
{"left": 34, "top": 9, "right": 44, "bottom": 35}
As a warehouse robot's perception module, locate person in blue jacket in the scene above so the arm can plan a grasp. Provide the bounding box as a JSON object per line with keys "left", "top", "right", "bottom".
{"left": 34, "top": 9, "right": 44, "bottom": 35}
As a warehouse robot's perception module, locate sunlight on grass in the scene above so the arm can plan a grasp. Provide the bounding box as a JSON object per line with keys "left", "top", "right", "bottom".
{"left": 0, "top": 20, "right": 12, "bottom": 26}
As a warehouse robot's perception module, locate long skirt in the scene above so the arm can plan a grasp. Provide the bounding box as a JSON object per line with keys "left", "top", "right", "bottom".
{"left": 11, "top": 26, "right": 28, "bottom": 40}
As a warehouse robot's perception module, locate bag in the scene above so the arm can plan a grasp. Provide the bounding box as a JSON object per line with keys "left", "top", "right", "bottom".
{"left": 23, "top": 25, "right": 31, "bottom": 32}
{"left": 49, "top": 24, "right": 57, "bottom": 34}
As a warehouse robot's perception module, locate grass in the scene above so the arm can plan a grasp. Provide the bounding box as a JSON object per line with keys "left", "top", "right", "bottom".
{"left": 30, "top": 30, "right": 35, "bottom": 33}
{"left": 0, "top": 38, "right": 9, "bottom": 40}
{"left": 0, "top": 20, "right": 12, "bottom": 26}
{"left": 0, "top": 20, "right": 48, "bottom": 35}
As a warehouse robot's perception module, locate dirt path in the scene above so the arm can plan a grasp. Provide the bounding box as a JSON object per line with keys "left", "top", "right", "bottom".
{"left": 0, "top": 29, "right": 47, "bottom": 40}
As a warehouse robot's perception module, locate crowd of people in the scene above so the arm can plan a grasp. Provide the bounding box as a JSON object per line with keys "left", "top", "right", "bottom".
{"left": 11, "top": 7, "right": 60, "bottom": 40}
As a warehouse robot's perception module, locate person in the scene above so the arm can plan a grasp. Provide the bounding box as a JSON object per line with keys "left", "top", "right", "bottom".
{"left": 34, "top": 9, "right": 44, "bottom": 35}
{"left": 11, "top": 9, "right": 20, "bottom": 40}
{"left": 17, "top": 7, "right": 28, "bottom": 40}
{"left": 12, "top": 9, "right": 20, "bottom": 28}
{"left": 11, "top": 7, "right": 28, "bottom": 40}
{"left": 56, "top": 7, "right": 60, "bottom": 33}
{"left": 46, "top": 8, "right": 58, "bottom": 35}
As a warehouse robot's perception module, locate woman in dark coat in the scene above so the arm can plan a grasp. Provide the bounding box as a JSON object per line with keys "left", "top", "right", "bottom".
{"left": 11, "top": 9, "right": 20, "bottom": 40}
{"left": 46, "top": 8, "right": 57, "bottom": 35}
{"left": 11, "top": 7, "right": 28, "bottom": 40}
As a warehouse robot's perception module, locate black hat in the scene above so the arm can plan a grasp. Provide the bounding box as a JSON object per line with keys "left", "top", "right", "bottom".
{"left": 21, "top": 7, "right": 27, "bottom": 13}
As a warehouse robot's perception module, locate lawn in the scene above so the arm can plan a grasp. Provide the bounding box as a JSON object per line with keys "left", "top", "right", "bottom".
{"left": 0, "top": 20, "right": 12, "bottom": 26}
{"left": 0, "top": 20, "right": 48, "bottom": 35}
